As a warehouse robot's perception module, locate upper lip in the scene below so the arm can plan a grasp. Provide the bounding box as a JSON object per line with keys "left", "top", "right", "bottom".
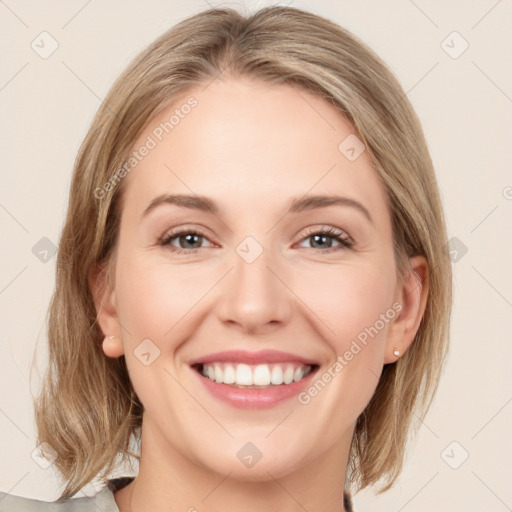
{"left": 188, "top": 350, "right": 319, "bottom": 366}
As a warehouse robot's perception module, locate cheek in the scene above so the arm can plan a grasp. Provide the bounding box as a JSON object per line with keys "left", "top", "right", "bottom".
{"left": 114, "top": 252, "right": 218, "bottom": 348}
{"left": 116, "top": 249, "right": 397, "bottom": 355}
{"left": 293, "top": 261, "right": 397, "bottom": 353}
{"left": 113, "top": 253, "right": 208, "bottom": 421}
{"left": 295, "top": 263, "right": 397, "bottom": 422}
{"left": 294, "top": 265, "right": 397, "bottom": 423}
{"left": 113, "top": 245, "right": 397, "bottom": 445}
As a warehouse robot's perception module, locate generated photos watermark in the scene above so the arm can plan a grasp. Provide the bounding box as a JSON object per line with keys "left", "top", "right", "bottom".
{"left": 94, "top": 96, "right": 198, "bottom": 199}
{"left": 298, "top": 301, "right": 403, "bottom": 405}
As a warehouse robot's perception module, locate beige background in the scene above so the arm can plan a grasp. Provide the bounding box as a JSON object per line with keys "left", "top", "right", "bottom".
{"left": 1, "top": 1, "right": 511, "bottom": 510}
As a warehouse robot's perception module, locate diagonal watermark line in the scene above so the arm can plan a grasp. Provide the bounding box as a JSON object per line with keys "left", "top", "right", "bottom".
{"left": 61, "top": 0, "right": 93, "bottom": 29}
{"left": 472, "top": 61, "right": 512, "bottom": 104}
{"left": 61, "top": 61, "right": 121, "bottom": 120}
{"left": 398, "top": 472, "right": 439, "bottom": 511}
{"left": 163, "top": 267, "right": 234, "bottom": 336}
{"left": 164, "top": 163, "right": 233, "bottom": 233}
{"left": 201, "top": 62, "right": 231, "bottom": 92}
{"left": 470, "top": 204, "right": 499, "bottom": 233}
{"left": 0, "top": 0, "right": 29, "bottom": 28}
{"left": 400, "top": 61, "right": 439, "bottom": 102}
{"left": 0, "top": 407, "right": 29, "bottom": 438}
{"left": 73, "top": 490, "right": 107, "bottom": 512}
{"left": 408, "top": 0, "right": 439, "bottom": 28}
{"left": 369, "top": 62, "right": 439, "bottom": 134}
{"left": 471, "top": 397, "right": 512, "bottom": 439}
{"left": 61, "top": 60, "right": 103, "bottom": 101}
{"left": 266, "top": 266, "right": 337, "bottom": 335}
{"left": 94, "top": 303, "right": 132, "bottom": 336}
{"left": 368, "top": 368, "right": 439, "bottom": 438}
{"left": 0, "top": 472, "right": 30, "bottom": 504}
{"left": 0, "top": 266, "right": 28, "bottom": 295}
{"left": 0, "top": 202, "right": 29, "bottom": 233}
{"left": 202, "top": 0, "right": 216, "bottom": 9}
{"left": 7, "top": 335, "right": 29, "bottom": 382}
{"left": 290, "top": 83, "right": 337, "bottom": 131}
{"left": 0, "top": 62, "right": 29, "bottom": 92}
{"left": 472, "top": 471, "right": 511, "bottom": 510}
{"left": 114, "top": 317, "right": 131, "bottom": 336}
{"left": 201, "top": 471, "right": 233, "bottom": 502}
{"left": 471, "top": 0, "right": 503, "bottom": 29}
{"left": 162, "top": 367, "right": 233, "bottom": 438}
{"left": 265, "top": 409, "right": 295, "bottom": 438}
{"left": 266, "top": 163, "right": 337, "bottom": 234}
{"left": 471, "top": 265, "right": 512, "bottom": 308}
{"left": 266, "top": 471, "right": 311, "bottom": 512}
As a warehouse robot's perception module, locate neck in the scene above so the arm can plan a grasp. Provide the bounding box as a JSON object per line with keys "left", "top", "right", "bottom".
{"left": 115, "top": 416, "right": 353, "bottom": 512}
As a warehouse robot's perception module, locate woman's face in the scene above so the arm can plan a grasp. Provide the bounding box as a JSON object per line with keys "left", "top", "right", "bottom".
{"left": 97, "top": 77, "right": 419, "bottom": 480}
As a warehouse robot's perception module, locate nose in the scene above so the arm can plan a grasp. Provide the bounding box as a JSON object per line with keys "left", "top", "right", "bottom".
{"left": 216, "top": 243, "right": 293, "bottom": 334}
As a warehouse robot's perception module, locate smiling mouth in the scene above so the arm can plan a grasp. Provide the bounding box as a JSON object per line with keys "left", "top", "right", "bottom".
{"left": 193, "top": 362, "right": 319, "bottom": 388}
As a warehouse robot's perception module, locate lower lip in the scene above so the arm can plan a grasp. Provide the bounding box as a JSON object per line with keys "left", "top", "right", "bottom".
{"left": 194, "top": 368, "right": 317, "bottom": 409}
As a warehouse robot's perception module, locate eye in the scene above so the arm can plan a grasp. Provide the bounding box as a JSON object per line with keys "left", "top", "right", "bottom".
{"left": 159, "top": 227, "right": 213, "bottom": 254}
{"left": 159, "top": 225, "right": 354, "bottom": 255}
{"left": 297, "top": 226, "right": 353, "bottom": 252}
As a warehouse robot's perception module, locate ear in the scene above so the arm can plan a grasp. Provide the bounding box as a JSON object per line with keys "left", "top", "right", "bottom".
{"left": 384, "top": 255, "right": 429, "bottom": 364}
{"left": 88, "top": 262, "right": 125, "bottom": 358}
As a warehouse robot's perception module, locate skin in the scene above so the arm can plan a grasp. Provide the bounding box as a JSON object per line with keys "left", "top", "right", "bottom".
{"left": 91, "top": 76, "right": 428, "bottom": 512}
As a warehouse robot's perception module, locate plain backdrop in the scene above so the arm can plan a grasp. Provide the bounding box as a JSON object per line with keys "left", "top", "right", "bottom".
{"left": 0, "top": 1, "right": 511, "bottom": 511}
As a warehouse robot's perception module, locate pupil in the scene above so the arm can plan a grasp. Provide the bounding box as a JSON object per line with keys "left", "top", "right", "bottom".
{"left": 183, "top": 234, "right": 200, "bottom": 248}
{"left": 313, "top": 234, "right": 330, "bottom": 248}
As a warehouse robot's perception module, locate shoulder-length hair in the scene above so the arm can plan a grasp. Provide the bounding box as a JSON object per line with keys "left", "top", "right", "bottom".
{"left": 33, "top": 5, "right": 452, "bottom": 501}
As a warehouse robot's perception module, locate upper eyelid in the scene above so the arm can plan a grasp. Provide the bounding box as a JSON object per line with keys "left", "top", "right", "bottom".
{"left": 301, "top": 225, "right": 351, "bottom": 240}
{"left": 159, "top": 225, "right": 215, "bottom": 245}
{"left": 159, "top": 224, "right": 353, "bottom": 247}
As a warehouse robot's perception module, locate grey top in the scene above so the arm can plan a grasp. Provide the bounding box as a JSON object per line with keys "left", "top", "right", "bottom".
{"left": 0, "top": 477, "right": 355, "bottom": 511}
{"left": 0, "top": 478, "right": 132, "bottom": 511}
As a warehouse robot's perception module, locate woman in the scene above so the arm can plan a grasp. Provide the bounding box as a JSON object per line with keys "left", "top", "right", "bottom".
{"left": 0, "top": 5, "right": 452, "bottom": 511}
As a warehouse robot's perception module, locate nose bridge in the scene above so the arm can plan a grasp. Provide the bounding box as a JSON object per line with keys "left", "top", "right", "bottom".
{"left": 218, "top": 235, "right": 291, "bottom": 331}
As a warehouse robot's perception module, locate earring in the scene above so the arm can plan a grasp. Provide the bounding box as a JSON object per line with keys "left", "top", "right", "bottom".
{"left": 103, "top": 335, "right": 117, "bottom": 347}
{"left": 102, "top": 335, "right": 123, "bottom": 358}
{"left": 393, "top": 348, "right": 400, "bottom": 357}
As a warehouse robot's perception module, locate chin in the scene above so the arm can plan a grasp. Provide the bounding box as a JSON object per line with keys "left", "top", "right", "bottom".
{"left": 187, "top": 436, "right": 310, "bottom": 482}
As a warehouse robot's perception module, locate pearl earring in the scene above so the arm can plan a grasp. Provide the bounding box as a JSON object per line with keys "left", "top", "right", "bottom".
{"left": 393, "top": 348, "right": 400, "bottom": 357}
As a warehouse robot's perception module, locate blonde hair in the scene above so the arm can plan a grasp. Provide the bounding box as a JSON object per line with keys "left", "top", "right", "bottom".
{"left": 33, "top": 5, "right": 452, "bottom": 501}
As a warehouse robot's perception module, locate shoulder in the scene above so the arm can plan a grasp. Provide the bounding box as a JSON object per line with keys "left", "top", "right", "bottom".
{"left": 0, "top": 485, "right": 119, "bottom": 512}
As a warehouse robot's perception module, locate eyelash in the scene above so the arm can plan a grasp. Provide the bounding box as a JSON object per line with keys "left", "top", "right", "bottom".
{"left": 159, "top": 226, "right": 354, "bottom": 255}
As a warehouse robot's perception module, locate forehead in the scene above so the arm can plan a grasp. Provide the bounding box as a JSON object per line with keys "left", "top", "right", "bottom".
{"left": 120, "top": 77, "right": 390, "bottom": 226}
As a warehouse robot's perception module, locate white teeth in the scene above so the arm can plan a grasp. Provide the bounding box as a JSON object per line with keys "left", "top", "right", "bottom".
{"left": 293, "top": 366, "right": 304, "bottom": 382}
{"left": 253, "top": 364, "right": 271, "bottom": 386}
{"left": 223, "top": 364, "right": 235, "bottom": 384}
{"left": 283, "top": 366, "right": 295, "bottom": 384}
{"left": 235, "top": 363, "right": 253, "bottom": 385}
{"left": 200, "top": 362, "right": 312, "bottom": 387}
{"left": 270, "top": 365, "right": 284, "bottom": 385}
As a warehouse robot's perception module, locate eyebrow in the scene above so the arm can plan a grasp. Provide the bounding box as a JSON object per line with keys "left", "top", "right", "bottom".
{"left": 141, "top": 193, "right": 373, "bottom": 224}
